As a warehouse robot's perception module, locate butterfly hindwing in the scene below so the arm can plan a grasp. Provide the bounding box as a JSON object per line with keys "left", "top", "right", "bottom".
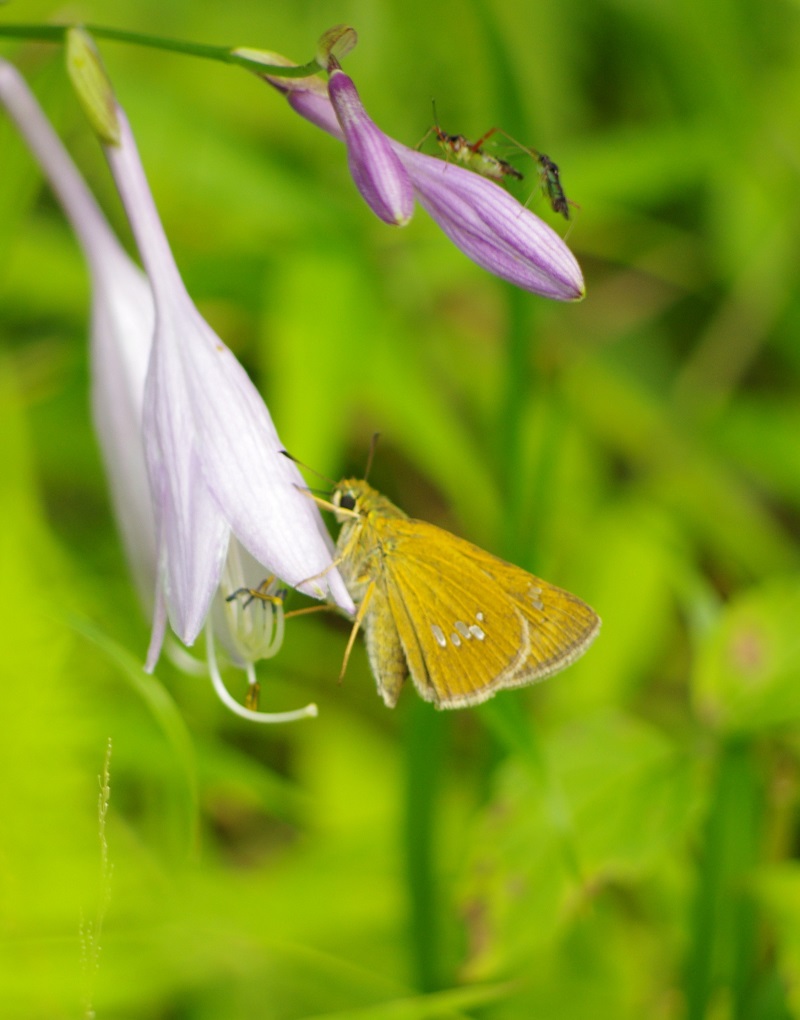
{"left": 361, "top": 574, "right": 410, "bottom": 709}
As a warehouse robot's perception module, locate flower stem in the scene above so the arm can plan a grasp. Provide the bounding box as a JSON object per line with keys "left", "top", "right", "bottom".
{"left": 403, "top": 699, "right": 448, "bottom": 992}
{"left": 0, "top": 23, "right": 322, "bottom": 77}
{"left": 683, "top": 739, "right": 763, "bottom": 1020}
{"left": 497, "top": 286, "right": 533, "bottom": 562}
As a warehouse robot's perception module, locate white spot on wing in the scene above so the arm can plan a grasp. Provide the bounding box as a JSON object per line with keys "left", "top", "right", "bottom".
{"left": 450, "top": 632, "right": 462, "bottom": 647}
{"left": 529, "top": 587, "right": 545, "bottom": 612}
{"left": 475, "top": 611, "right": 485, "bottom": 622}
{"left": 470, "top": 624, "right": 486, "bottom": 640}
{"left": 455, "top": 621, "right": 471, "bottom": 640}
{"left": 431, "top": 624, "right": 447, "bottom": 647}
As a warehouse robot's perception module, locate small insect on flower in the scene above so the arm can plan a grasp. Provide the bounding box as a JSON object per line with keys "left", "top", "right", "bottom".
{"left": 329, "top": 478, "right": 600, "bottom": 710}
{"left": 419, "top": 104, "right": 524, "bottom": 183}
{"left": 533, "top": 151, "right": 573, "bottom": 220}
{"left": 475, "top": 130, "right": 576, "bottom": 221}
{"left": 421, "top": 109, "right": 576, "bottom": 220}
{"left": 471, "top": 128, "right": 576, "bottom": 221}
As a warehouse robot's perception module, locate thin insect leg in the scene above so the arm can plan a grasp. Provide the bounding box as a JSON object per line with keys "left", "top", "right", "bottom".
{"left": 561, "top": 211, "right": 579, "bottom": 242}
{"left": 415, "top": 124, "right": 436, "bottom": 150}
{"left": 226, "top": 576, "right": 283, "bottom": 609}
{"left": 470, "top": 125, "right": 499, "bottom": 151}
{"left": 472, "top": 124, "right": 539, "bottom": 158}
{"left": 472, "top": 126, "right": 553, "bottom": 181}
{"left": 482, "top": 127, "right": 573, "bottom": 221}
{"left": 283, "top": 603, "right": 335, "bottom": 620}
{"left": 339, "top": 580, "right": 376, "bottom": 682}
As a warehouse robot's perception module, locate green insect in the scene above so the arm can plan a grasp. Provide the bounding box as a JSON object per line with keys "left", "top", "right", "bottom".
{"left": 428, "top": 123, "right": 524, "bottom": 183}
{"left": 533, "top": 151, "right": 572, "bottom": 220}
{"left": 420, "top": 107, "right": 575, "bottom": 220}
{"left": 419, "top": 103, "right": 524, "bottom": 183}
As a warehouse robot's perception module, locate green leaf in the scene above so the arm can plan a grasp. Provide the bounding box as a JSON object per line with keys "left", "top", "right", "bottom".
{"left": 692, "top": 577, "right": 800, "bottom": 734}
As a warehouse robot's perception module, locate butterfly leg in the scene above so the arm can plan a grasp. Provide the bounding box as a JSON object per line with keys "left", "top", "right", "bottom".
{"left": 283, "top": 603, "right": 335, "bottom": 620}
{"left": 339, "top": 579, "right": 376, "bottom": 682}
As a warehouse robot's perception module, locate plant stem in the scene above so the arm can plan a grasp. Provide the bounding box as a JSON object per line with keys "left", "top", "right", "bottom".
{"left": 403, "top": 698, "right": 448, "bottom": 992}
{"left": 0, "top": 23, "right": 322, "bottom": 77}
{"left": 684, "top": 739, "right": 762, "bottom": 1020}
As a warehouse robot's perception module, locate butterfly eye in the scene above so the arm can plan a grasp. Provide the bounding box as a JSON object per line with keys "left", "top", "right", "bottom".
{"left": 339, "top": 493, "right": 357, "bottom": 511}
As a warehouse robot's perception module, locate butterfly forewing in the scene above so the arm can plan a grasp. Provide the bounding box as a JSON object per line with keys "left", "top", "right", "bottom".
{"left": 385, "top": 551, "right": 527, "bottom": 706}
{"left": 454, "top": 544, "right": 601, "bottom": 682}
{"left": 374, "top": 517, "right": 596, "bottom": 707}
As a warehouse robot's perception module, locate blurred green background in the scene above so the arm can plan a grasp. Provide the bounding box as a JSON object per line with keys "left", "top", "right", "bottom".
{"left": 2, "top": 0, "right": 800, "bottom": 1016}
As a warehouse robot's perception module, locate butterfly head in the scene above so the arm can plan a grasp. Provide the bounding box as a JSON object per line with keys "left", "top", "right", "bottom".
{"left": 332, "top": 478, "right": 408, "bottom": 524}
{"left": 331, "top": 478, "right": 371, "bottom": 523}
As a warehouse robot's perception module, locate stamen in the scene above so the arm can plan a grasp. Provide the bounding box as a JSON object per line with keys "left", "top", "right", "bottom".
{"left": 221, "top": 544, "right": 286, "bottom": 663}
{"left": 205, "top": 619, "right": 317, "bottom": 723}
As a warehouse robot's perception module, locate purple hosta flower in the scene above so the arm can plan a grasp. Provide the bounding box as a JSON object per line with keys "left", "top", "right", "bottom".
{"left": 262, "top": 64, "right": 584, "bottom": 301}
{"left": 327, "top": 64, "right": 414, "bottom": 226}
{"left": 100, "top": 105, "right": 355, "bottom": 681}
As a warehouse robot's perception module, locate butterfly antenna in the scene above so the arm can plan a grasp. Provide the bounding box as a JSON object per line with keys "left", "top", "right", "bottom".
{"left": 280, "top": 449, "right": 336, "bottom": 487}
{"left": 364, "top": 433, "right": 380, "bottom": 481}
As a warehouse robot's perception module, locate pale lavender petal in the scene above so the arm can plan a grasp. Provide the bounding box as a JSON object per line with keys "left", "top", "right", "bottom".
{"left": 145, "top": 578, "right": 169, "bottom": 672}
{"left": 89, "top": 254, "right": 158, "bottom": 605}
{"left": 179, "top": 315, "right": 354, "bottom": 610}
{"left": 0, "top": 60, "right": 159, "bottom": 602}
{"left": 142, "top": 314, "right": 232, "bottom": 645}
{"left": 105, "top": 108, "right": 354, "bottom": 633}
{"left": 328, "top": 69, "right": 413, "bottom": 226}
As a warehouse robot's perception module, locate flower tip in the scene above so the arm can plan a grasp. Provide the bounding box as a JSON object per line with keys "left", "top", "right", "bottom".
{"left": 316, "top": 25, "right": 359, "bottom": 69}
{"left": 328, "top": 70, "right": 414, "bottom": 226}
{"left": 65, "top": 28, "right": 120, "bottom": 145}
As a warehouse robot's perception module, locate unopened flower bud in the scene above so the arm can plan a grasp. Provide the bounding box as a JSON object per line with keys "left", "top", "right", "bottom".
{"left": 328, "top": 67, "right": 414, "bottom": 226}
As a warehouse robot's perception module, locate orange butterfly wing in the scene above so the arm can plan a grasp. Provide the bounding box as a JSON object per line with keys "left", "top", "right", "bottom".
{"left": 373, "top": 517, "right": 600, "bottom": 708}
